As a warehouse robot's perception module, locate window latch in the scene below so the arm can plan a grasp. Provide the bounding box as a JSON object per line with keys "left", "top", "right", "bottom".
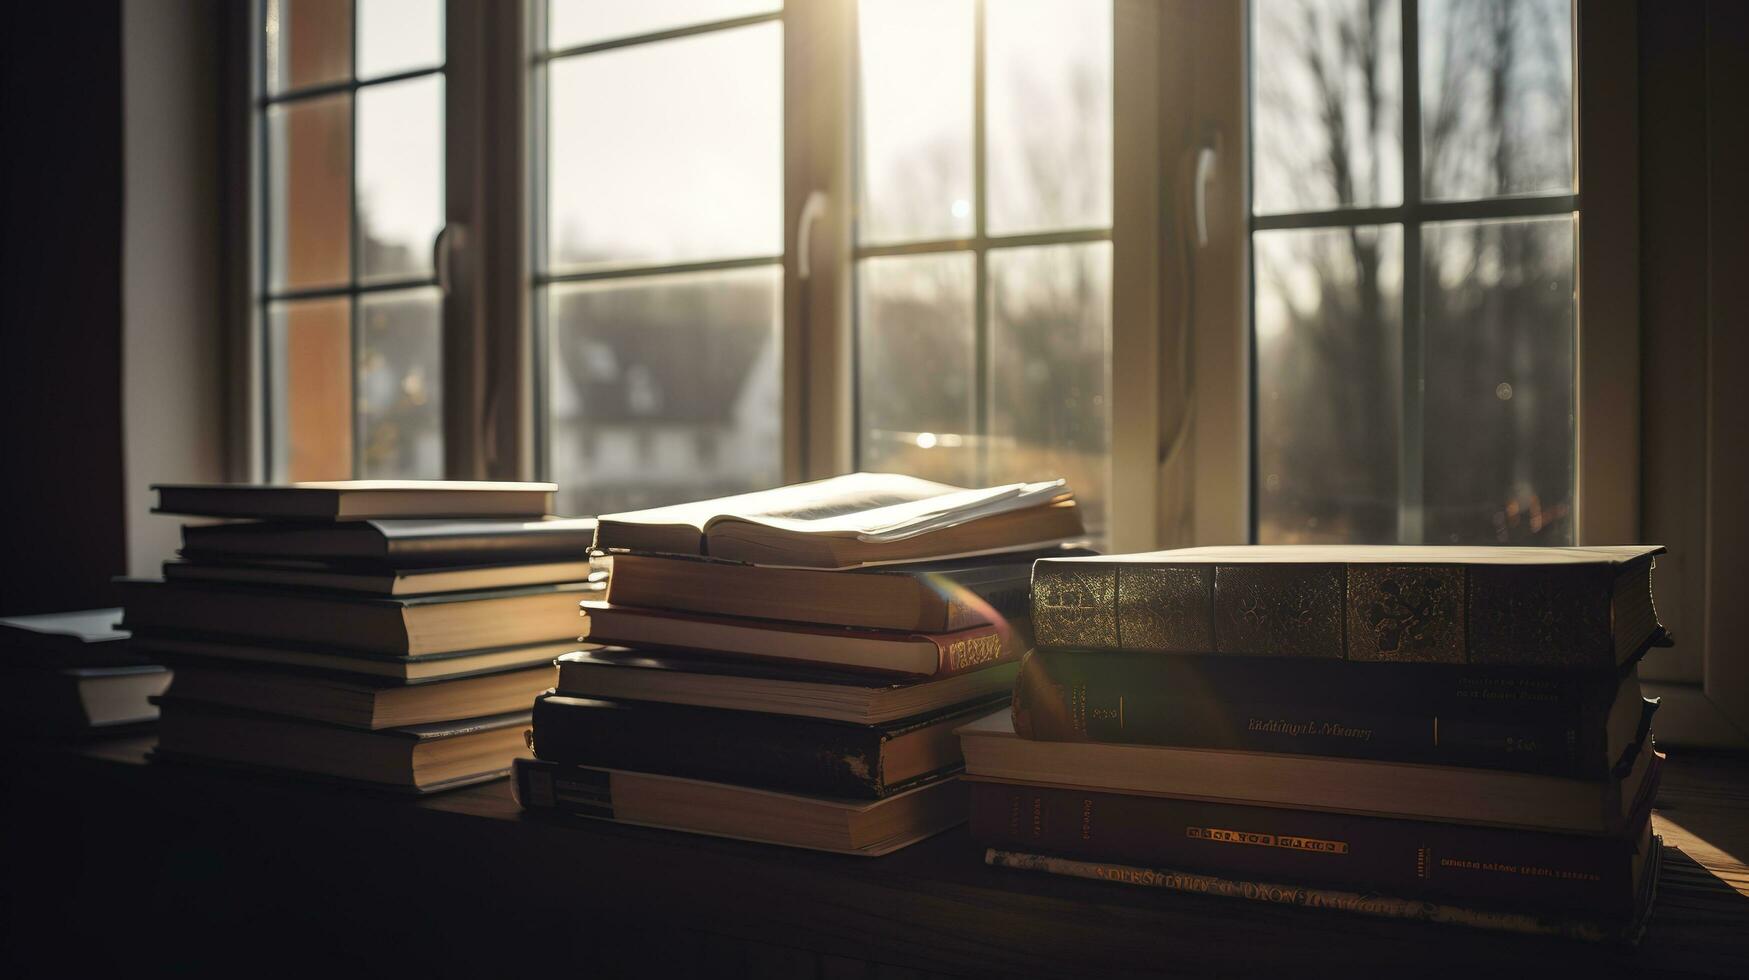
{"left": 433, "top": 223, "right": 468, "bottom": 295}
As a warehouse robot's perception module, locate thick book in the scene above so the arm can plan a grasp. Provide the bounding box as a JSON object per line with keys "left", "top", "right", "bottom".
{"left": 555, "top": 647, "right": 1020, "bottom": 725}
{"left": 984, "top": 838, "right": 1661, "bottom": 945}
{"left": 969, "top": 761, "right": 1661, "bottom": 916}
{"left": 513, "top": 757, "right": 967, "bottom": 856}
{"left": 153, "top": 480, "right": 555, "bottom": 520}
{"left": 605, "top": 548, "right": 1092, "bottom": 633}
{"left": 128, "top": 631, "right": 579, "bottom": 682}
{"left": 1031, "top": 545, "right": 1666, "bottom": 669}
{"left": 531, "top": 693, "right": 1003, "bottom": 799}
{"left": 581, "top": 601, "right": 1015, "bottom": 677}
{"left": 1011, "top": 649, "right": 1655, "bottom": 777}
{"left": 153, "top": 699, "right": 531, "bottom": 792}
{"left": 957, "top": 711, "right": 1657, "bottom": 835}
{"left": 164, "top": 663, "right": 556, "bottom": 730}
{"left": 593, "top": 472, "right": 1083, "bottom": 568}
{"left": 120, "top": 580, "right": 589, "bottom": 657}
{"left": 162, "top": 557, "right": 598, "bottom": 596}
{"left": 1, "top": 664, "right": 171, "bottom": 733}
{"left": 179, "top": 516, "right": 597, "bottom": 565}
{"left": 0, "top": 608, "right": 144, "bottom": 668}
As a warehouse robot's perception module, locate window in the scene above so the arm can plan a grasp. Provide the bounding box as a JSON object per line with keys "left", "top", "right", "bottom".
{"left": 1249, "top": 0, "right": 1577, "bottom": 546}
{"left": 853, "top": 0, "right": 1115, "bottom": 535}
{"left": 257, "top": 0, "right": 447, "bottom": 481}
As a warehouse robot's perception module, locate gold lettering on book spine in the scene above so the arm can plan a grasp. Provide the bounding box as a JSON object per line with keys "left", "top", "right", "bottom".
{"left": 945, "top": 633, "right": 1004, "bottom": 671}
{"left": 1346, "top": 565, "right": 1466, "bottom": 663}
{"left": 1031, "top": 563, "right": 1118, "bottom": 649}
{"left": 1116, "top": 565, "right": 1214, "bottom": 652}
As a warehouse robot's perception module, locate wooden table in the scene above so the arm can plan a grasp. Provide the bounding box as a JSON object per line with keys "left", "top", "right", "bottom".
{"left": 4, "top": 737, "right": 1746, "bottom": 977}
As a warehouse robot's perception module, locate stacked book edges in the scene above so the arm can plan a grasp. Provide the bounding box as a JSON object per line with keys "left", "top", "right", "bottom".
{"left": 964, "top": 544, "right": 1669, "bottom": 943}
{"left": 518, "top": 473, "right": 1091, "bottom": 854}
{"left": 1, "top": 608, "right": 169, "bottom": 735}
{"left": 133, "top": 481, "right": 600, "bottom": 792}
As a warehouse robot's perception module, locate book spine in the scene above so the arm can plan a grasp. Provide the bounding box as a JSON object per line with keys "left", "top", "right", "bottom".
{"left": 530, "top": 694, "right": 894, "bottom": 799}
{"left": 1010, "top": 650, "right": 1609, "bottom": 776}
{"left": 940, "top": 576, "right": 1035, "bottom": 633}
{"left": 970, "top": 781, "right": 1641, "bottom": 916}
{"left": 983, "top": 848, "right": 1636, "bottom": 943}
{"left": 926, "top": 623, "right": 1020, "bottom": 678}
{"left": 1030, "top": 560, "right": 1616, "bottom": 667}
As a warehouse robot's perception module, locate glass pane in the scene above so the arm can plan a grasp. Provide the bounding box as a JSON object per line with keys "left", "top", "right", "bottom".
{"left": 267, "top": 0, "right": 352, "bottom": 95}
{"left": 989, "top": 242, "right": 1111, "bottom": 534}
{"left": 268, "top": 95, "right": 352, "bottom": 291}
{"left": 857, "top": 0, "right": 974, "bottom": 245}
{"left": 547, "top": 24, "right": 782, "bottom": 270}
{"left": 547, "top": 266, "right": 782, "bottom": 517}
{"left": 1254, "top": 225, "right": 1404, "bottom": 543}
{"left": 268, "top": 298, "right": 353, "bottom": 482}
{"left": 358, "top": 288, "right": 444, "bottom": 479}
{"left": 1422, "top": 216, "right": 1574, "bottom": 543}
{"left": 1251, "top": 0, "right": 1402, "bottom": 215}
{"left": 549, "top": 0, "right": 782, "bottom": 50}
{"left": 357, "top": 75, "right": 444, "bottom": 281}
{"left": 856, "top": 252, "right": 977, "bottom": 486}
{"left": 1421, "top": 0, "right": 1574, "bottom": 201}
{"left": 357, "top": 0, "right": 443, "bottom": 80}
{"left": 986, "top": 0, "right": 1113, "bottom": 235}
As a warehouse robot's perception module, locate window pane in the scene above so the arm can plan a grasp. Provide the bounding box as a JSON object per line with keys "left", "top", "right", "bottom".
{"left": 989, "top": 242, "right": 1111, "bottom": 534}
{"left": 267, "top": 0, "right": 352, "bottom": 95}
{"left": 1254, "top": 225, "right": 1404, "bottom": 543}
{"left": 1420, "top": 0, "right": 1573, "bottom": 201}
{"left": 358, "top": 288, "right": 443, "bottom": 479}
{"left": 1251, "top": 0, "right": 1402, "bottom": 215}
{"left": 546, "top": 267, "right": 782, "bottom": 516}
{"left": 986, "top": 0, "right": 1113, "bottom": 236}
{"left": 268, "top": 95, "right": 352, "bottom": 291}
{"left": 549, "top": 0, "right": 782, "bottom": 50}
{"left": 857, "top": 0, "right": 974, "bottom": 245}
{"left": 857, "top": 253, "right": 978, "bottom": 486}
{"left": 547, "top": 24, "right": 782, "bottom": 270}
{"left": 357, "top": 75, "right": 443, "bottom": 281}
{"left": 1422, "top": 216, "right": 1574, "bottom": 543}
{"left": 357, "top": 0, "right": 443, "bottom": 80}
{"left": 269, "top": 298, "right": 353, "bottom": 481}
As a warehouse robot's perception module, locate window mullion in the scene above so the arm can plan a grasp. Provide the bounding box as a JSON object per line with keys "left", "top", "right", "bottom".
{"left": 972, "top": 0, "right": 990, "bottom": 486}
{"left": 1399, "top": 0, "right": 1426, "bottom": 545}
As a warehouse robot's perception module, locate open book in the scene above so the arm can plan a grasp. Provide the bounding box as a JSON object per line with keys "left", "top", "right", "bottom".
{"left": 591, "top": 473, "right": 1084, "bottom": 568}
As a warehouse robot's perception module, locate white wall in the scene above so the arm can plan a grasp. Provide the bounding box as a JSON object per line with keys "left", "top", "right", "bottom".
{"left": 122, "top": 0, "right": 228, "bottom": 577}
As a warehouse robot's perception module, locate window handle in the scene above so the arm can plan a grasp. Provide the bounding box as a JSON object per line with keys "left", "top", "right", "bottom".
{"left": 433, "top": 223, "right": 468, "bottom": 294}
{"left": 1192, "top": 143, "right": 1218, "bottom": 247}
{"left": 796, "top": 191, "right": 829, "bottom": 280}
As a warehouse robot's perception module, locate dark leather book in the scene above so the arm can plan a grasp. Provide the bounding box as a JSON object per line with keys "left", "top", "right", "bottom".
{"left": 164, "top": 662, "right": 556, "bottom": 729}
{"left": 153, "top": 480, "right": 555, "bottom": 520}
{"left": 513, "top": 757, "right": 968, "bottom": 855}
{"left": 179, "top": 516, "right": 597, "bottom": 565}
{"left": 606, "top": 547, "right": 1093, "bottom": 633}
{"left": 970, "top": 756, "right": 1661, "bottom": 917}
{"left": 1011, "top": 649, "right": 1656, "bottom": 777}
{"left": 162, "top": 556, "right": 599, "bottom": 596}
{"left": 0, "top": 608, "right": 146, "bottom": 668}
{"left": 119, "top": 579, "right": 590, "bottom": 656}
{"left": 531, "top": 692, "right": 1004, "bottom": 799}
{"left": 128, "top": 629, "right": 579, "bottom": 682}
{"left": 1031, "top": 545, "right": 1665, "bottom": 669}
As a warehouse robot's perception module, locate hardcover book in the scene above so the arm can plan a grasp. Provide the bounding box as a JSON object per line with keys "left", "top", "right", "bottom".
{"left": 1030, "top": 545, "right": 1665, "bottom": 669}
{"left": 0, "top": 608, "right": 143, "bottom": 668}
{"left": 592, "top": 472, "right": 1083, "bottom": 568}
{"left": 162, "top": 557, "right": 597, "bottom": 596}
{"left": 983, "top": 838, "right": 1662, "bottom": 944}
{"left": 153, "top": 480, "right": 556, "bottom": 520}
{"left": 128, "top": 631, "right": 580, "bottom": 682}
{"left": 179, "top": 516, "right": 597, "bottom": 565}
{"left": 164, "top": 662, "right": 557, "bottom": 730}
{"left": 605, "top": 547, "right": 1092, "bottom": 633}
{"left": 513, "top": 757, "right": 968, "bottom": 856}
{"left": 969, "top": 761, "right": 1661, "bottom": 915}
{"left": 957, "top": 711, "right": 1658, "bottom": 835}
{"left": 581, "top": 600, "right": 1016, "bottom": 677}
{"left": 120, "top": 580, "right": 591, "bottom": 657}
{"left": 531, "top": 693, "right": 1005, "bottom": 799}
{"left": 555, "top": 647, "right": 1021, "bottom": 725}
{"left": 1, "top": 664, "right": 171, "bottom": 733}
{"left": 1010, "top": 648, "right": 1656, "bottom": 777}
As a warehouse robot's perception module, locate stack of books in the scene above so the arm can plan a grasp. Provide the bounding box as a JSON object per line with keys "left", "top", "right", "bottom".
{"left": 514, "top": 473, "right": 1089, "bottom": 855}
{"left": 1, "top": 609, "right": 169, "bottom": 735}
{"left": 961, "top": 545, "right": 1668, "bottom": 942}
{"left": 121, "top": 481, "right": 600, "bottom": 792}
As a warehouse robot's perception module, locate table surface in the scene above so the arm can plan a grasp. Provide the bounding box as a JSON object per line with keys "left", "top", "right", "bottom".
{"left": 8, "top": 736, "right": 1748, "bottom": 977}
